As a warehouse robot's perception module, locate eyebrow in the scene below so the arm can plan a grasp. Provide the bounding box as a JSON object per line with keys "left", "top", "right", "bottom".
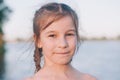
{"left": 67, "top": 29, "right": 76, "bottom": 32}
{"left": 46, "top": 29, "right": 76, "bottom": 34}
{"left": 45, "top": 31, "right": 56, "bottom": 34}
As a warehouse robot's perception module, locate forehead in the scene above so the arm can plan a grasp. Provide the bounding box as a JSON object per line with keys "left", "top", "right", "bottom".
{"left": 42, "top": 16, "right": 75, "bottom": 33}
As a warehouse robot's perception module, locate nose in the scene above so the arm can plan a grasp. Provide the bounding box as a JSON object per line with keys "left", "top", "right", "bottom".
{"left": 58, "top": 36, "right": 68, "bottom": 48}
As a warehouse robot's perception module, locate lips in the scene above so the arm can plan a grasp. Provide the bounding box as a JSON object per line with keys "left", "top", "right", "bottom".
{"left": 56, "top": 51, "right": 70, "bottom": 54}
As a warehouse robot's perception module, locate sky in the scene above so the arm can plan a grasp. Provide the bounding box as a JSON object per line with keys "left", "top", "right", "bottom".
{"left": 3, "top": 0, "right": 120, "bottom": 40}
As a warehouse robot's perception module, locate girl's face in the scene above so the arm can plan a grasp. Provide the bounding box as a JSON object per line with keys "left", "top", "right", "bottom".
{"left": 37, "top": 16, "right": 77, "bottom": 65}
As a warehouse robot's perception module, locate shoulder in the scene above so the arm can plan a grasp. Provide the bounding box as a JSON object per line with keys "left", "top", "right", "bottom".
{"left": 82, "top": 74, "right": 97, "bottom": 80}
{"left": 73, "top": 69, "right": 97, "bottom": 80}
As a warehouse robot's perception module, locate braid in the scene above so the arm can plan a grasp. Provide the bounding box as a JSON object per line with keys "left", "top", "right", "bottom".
{"left": 34, "top": 46, "right": 42, "bottom": 72}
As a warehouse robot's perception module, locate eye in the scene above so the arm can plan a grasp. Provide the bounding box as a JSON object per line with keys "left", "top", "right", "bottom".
{"left": 66, "top": 33, "right": 75, "bottom": 36}
{"left": 48, "top": 34, "right": 56, "bottom": 38}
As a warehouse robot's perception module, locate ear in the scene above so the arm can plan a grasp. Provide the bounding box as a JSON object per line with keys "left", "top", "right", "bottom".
{"left": 33, "top": 34, "right": 42, "bottom": 48}
{"left": 37, "top": 41, "right": 42, "bottom": 48}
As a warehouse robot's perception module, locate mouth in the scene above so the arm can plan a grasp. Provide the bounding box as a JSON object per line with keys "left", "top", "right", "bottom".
{"left": 56, "top": 51, "right": 70, "bottom": 54}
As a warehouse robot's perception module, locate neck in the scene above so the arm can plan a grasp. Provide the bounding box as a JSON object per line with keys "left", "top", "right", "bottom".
{"left": 42, "top": 62, "right": 74, "bottom": 74}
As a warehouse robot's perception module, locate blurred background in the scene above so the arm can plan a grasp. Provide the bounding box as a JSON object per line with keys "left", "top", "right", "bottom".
{"left": 0, "top": 0, "right": 120, "bottom": 80}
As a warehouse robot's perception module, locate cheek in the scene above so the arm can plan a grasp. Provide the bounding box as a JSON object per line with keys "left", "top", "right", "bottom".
{"left": 68, "top": 38, "right": 77, "bottom": 57}
{"left": 68, "top": 37, "right": 77, "bottom": 48}
{"left": 41, "top": 39, "right": 55, "bottom": 54}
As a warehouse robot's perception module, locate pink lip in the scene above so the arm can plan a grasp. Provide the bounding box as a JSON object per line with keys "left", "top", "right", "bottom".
{"left": 56, "top": 51, "right": 70, "bottom": 54}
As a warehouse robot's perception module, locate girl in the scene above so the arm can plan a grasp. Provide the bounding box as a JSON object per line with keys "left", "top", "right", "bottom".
{"left": 25, "top": 2, "right": 96, "bottom": 80}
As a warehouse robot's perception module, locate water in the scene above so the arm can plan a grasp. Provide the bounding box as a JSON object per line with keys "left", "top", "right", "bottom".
{"left": 4, "top": 41, "right": 120, "bottom": 80}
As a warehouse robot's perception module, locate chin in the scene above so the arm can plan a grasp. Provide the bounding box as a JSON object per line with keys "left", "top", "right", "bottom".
{"left": 54, "top": 58, "right": 72, "bottom": 65}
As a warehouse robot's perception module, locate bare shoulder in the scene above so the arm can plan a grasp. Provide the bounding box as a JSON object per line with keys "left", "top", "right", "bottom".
{"left": 73, "top": 69, "right": 96, "bottom": 80}
{"left": 82, "top": 74, "right": 97, "bottom": 80}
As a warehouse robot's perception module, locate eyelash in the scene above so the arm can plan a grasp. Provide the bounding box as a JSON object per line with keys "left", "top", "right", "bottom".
{"left": 66, "top": 33, "right": 75, "bottom": 36}
{"left": 48, "top": 34, "right": 56, "bottom": 37}
{"left": 48, "top": 33, "right": 75, "bottom": 38}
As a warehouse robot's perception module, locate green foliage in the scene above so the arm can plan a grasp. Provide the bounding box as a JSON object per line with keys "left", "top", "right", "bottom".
{"left": 0, "top": 0, "right": 11, "bottom": 51}
{"left": 0, "top": 0, "right": 11, "bottom": 78}
{"left": 0, "top": 0, "right": 12, "bottom": 33}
